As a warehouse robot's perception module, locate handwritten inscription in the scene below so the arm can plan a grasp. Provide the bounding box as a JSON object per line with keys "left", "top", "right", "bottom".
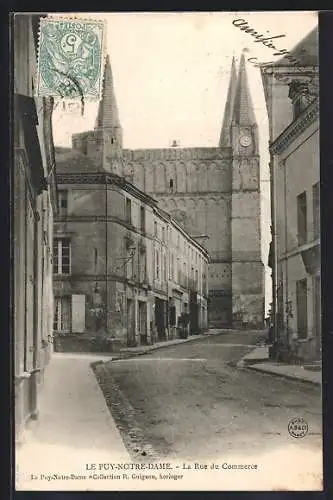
{"left": 232, "top": 19, "right": 298, "bottom": 62}
{"left": 231, "top": 18, "right": 318, "bottom": 85}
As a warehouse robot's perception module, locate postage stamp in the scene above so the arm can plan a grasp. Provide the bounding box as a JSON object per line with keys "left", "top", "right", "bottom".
{"left": 36, "top": 17, "right": 106, "bottom": 100}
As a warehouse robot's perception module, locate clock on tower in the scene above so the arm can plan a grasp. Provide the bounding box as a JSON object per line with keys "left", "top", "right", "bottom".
{"left": 239, "top": 134, "right": 252, "bottom": 147}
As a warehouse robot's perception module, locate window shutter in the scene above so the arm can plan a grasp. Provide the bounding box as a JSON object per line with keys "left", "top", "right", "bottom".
{"left": 71, "top": 294, "right": 85, "bottom": 333}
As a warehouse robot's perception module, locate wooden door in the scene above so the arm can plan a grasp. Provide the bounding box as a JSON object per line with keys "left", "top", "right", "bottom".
{"left": 126, "top": 299, "right": 135, "bottom": 345}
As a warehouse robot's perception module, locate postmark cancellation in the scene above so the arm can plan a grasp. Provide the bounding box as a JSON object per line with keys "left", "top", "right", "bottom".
{"left": 36, "top": 16, "right": 106, "bottom": 100}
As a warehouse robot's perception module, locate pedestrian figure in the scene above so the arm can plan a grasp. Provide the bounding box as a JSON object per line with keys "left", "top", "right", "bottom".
{"left": 183, "top": 311, "right": 190, "bottom": 337}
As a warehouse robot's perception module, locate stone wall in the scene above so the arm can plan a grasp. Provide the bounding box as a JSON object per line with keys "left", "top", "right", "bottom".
{"left": 121, "top": 149, "right": 239, "bottom": 326}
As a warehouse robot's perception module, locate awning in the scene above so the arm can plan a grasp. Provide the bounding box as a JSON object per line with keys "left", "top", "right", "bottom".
{"left": 172, "top": 288, "right": 183, "bottom": 298}
{"left": 301, "top": 243, "right": 320, "bottom": 275}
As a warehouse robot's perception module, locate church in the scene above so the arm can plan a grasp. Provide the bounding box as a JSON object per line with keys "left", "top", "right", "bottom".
{"left": 68, "top": 51, "right": 265, "bottom": 328}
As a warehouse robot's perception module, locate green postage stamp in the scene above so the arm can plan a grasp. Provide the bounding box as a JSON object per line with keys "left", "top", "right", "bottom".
{"left": 36, "top": 17, "right": 106, "bottom": 100}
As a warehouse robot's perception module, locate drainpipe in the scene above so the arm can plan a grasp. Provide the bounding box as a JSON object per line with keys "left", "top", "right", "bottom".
{"left": 283, "top": 159, "right": 289, "bottom": 347}
{"left": 105, "top": 177, "right": 108, "bottom": 334}
{"left": 94, "top": 247, "right": 98, "bottom": 333}
{"left": 271, "top": 155, "right": 279, "bottom": 345}
{"left": 31, "top": 207, "right": 40, "bottom": 419}
{"left": 166, "top": 240, "right": 170, "bottom": 339}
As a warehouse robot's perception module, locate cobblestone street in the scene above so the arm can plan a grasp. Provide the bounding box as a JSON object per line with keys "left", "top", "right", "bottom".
{"left": 94, "top": 330, "right": 322, "bottom": 489}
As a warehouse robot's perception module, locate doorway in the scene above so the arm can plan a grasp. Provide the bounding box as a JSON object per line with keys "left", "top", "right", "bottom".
{"left": 189, "top": 291, "right": 199, "bottom": 334}
{"left": 138, "top": 301, "right": 147, "bottom": 345}
{"left": 155, "top": 298, "right": 166, "bottom": 340}
{"left": 126, "top": 299, "right": 135, "bottom": 346}
{"left": 296, "top": 278, "right": 308, "bottom": 339}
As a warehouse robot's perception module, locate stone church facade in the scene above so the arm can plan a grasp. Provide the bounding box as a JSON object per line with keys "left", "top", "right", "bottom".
{"left": 71, "top": 52, "right": 264, "bottom": 328}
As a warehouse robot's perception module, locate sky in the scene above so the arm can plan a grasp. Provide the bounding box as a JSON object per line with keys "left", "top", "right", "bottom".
{"left": 50, "top": 11, "right": 318, "bottom": 314}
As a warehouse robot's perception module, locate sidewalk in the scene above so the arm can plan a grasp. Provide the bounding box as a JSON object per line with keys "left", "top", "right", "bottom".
{"left": 237, "top": 346, "right": 322, "bottom": 386}
{"left": 16, "top": 353, "right": 131, "bottom": 490}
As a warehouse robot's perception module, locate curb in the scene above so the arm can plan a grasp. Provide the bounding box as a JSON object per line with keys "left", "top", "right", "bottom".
{"left": 91, "top": 362, "right": 160, "bottom": 462}
{"left": 108, "top": 330, "right": 231, "bottom": 361}
{"left": 236, "top": 345, "right": 270, "bottom": 369}
{"left": 238, "top": 358, "right": 270, "bottom": 366}
{"left": 241, "top": 364, "right": 322, "bottom": 387}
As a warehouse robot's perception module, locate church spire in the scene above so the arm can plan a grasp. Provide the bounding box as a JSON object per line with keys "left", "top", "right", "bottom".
{"left": 95, "top": 54, "right": 121, "bottom": 130}
{"left": 219, "top": 56, "right": 237, "bottom": 147}
{"left": 232, "top": 52, "right": 256, "bottom": 126}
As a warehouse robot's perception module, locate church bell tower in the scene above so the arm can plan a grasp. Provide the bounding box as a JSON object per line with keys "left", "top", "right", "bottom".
{"left": 94, "top": 54, "right": 123, "bottom": 175}
{"left": 230, "top": 52, "right": 264, "bottom": 327}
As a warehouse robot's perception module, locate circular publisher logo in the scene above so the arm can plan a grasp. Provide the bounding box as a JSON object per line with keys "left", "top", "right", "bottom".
{"left": 288, "top": 417, "right": 308, "bottom": 438}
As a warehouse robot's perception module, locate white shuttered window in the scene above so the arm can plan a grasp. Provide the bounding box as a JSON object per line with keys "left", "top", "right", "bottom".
{"left": 53, "top": 295, "right": 86, "bottom": 333}
{"left": 72, "top": 294, "right": 85, "bottom": 333}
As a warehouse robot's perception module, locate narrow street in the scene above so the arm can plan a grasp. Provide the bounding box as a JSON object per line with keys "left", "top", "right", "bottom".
{"left": 95, "top": 331, "right": 322, "bottom": 469}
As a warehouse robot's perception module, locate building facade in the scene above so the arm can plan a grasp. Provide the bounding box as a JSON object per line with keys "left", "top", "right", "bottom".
{"left": 52, "top": 167, "right": 209, "bottom": 347}
{"left": 70, "top": 53, "right": 265, "bottom": 328}
{"left": 13, "top": 14, "right": 58, "bottom": 440}
{"left": 261, "top": 27, "right": 320, "bottom": 363}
